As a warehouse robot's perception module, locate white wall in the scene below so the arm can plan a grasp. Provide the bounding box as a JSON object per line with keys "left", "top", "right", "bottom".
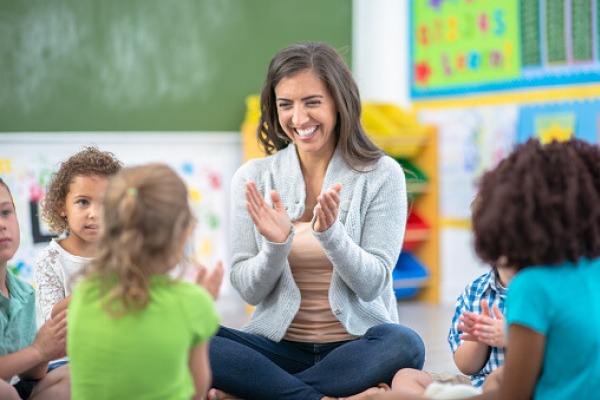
{"left": 353, "top": 0, "right": 411, "bottom": 108}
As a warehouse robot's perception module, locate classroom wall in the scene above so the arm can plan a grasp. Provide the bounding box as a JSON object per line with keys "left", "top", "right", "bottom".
{"left": 1, "top": 0, "right": 461, "bottom": 304}
{"left": 375, "top": 0, "right": 600, "bottom": 305}
{"left": 5, "top": 0, "right": 596, "bottom": 306}
{"left": 0, "top": 0, "right": 352, "bottom": 302}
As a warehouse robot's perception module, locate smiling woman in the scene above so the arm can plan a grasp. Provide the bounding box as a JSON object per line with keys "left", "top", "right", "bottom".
{"left": 274, "top": 70, "right": 338, "bottom": 169}
{"left": 207, "top": 42, "right": 425, "bottom": 400}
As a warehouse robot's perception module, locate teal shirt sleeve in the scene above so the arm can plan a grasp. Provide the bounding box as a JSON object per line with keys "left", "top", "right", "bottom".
{"left": 0, "top": 271, "right": 37, "bottom": 357}
{"left": 506, "top": 269, "right": 551, "bottom": 335}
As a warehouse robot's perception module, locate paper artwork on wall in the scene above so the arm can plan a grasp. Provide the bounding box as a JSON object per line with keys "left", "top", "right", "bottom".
{"left": 419, "top": 106, "right": 519, "bottom": 220}
{"left": 0, "top": 133, "right": 241, "bottom": 284}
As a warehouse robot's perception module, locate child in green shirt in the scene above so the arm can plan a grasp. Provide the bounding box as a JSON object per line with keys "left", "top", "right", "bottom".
{"left": 68, "top": 163, "right": 222, "bottom": 400}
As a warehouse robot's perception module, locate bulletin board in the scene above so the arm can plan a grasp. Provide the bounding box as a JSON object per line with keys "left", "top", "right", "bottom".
{"left": 411, "top": 0, "right": 600, "bottom": 98}
{"left": 0, "top": 133, "right": 241, "bottom": 284}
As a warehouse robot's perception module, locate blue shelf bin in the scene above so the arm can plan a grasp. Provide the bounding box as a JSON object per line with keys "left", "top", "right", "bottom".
{"left": 392, "top": 252, "right": 429, "bottom": 299}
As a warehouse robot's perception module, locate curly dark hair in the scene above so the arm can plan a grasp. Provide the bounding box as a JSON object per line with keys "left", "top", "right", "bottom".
{"left": 258, "top": 41, "right": 383, "bottom": 170}
{"left": 41, "top": 146, "right": 123, "bottom": 234}
{"left": 473, "top": 138, "right": 600, "bottom": 271}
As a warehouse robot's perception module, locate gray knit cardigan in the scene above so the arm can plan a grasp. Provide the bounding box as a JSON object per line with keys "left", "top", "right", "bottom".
{"left": 230, "top": 143, "right": 407, "bottom": 342}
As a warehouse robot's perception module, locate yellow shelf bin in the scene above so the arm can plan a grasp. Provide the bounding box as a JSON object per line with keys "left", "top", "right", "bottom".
{"left": 362, "top": 103, "right": 429, "bottom": 158}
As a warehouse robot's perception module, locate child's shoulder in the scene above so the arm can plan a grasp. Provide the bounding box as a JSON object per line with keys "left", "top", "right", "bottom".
{"left": 35, "top": 239, "right": 68, "bottom": 279}
{"left": 462, "top": 269, "right": 495, "bottom": 293}
{"left": 151, "top": 276, "right": 213, "bottom": 306}
{"left": 36, "top": 238, "right": 60, "bottom": 257}
{"left": 159, "top": 279, "right": 218, "bottom": 323}
{"left": 36, "top": 239, "right": 91, "bottom": 269}
{"left": 7, "top": 269, "right": 34, "bottom": 294}
{"left": 169, "top": 279, "right": 213, "bottom": 302}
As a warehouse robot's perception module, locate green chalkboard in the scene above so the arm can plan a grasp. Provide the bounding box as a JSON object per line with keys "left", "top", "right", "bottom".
{"left": 0, "top": 0, "right": 352, "bottom": 132}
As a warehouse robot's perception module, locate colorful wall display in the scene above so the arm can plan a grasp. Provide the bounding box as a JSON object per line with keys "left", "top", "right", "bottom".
{"left": 517, "top": 98, "right": 600, "bottom": 143}
{"left": 411, "top": 0, "right": 600, "bottom": 98}
{"left": 0, "top": 133, "right": 241, "bottom": 284}
{"left": 419, "top": 105, "right": 518, "bottom": 220}
{"left": 419, "top": 98, "right": 600, "bottom": 221}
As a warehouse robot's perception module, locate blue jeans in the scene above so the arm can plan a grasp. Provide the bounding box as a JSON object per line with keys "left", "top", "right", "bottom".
{"left": 209, "top": 323, "right": 425, "bottom": 400}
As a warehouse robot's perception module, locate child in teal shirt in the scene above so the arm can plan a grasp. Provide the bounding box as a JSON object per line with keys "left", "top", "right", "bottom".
{"left": 0, "top": 177, "right": 69, "bottom": 400}
{"left": 370, "top": 139, "right": 600, "bottom": 400}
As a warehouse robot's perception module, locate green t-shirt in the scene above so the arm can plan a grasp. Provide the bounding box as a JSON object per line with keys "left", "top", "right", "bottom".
{"left": 68, "top": 274, "right": 220, "bottom": 400}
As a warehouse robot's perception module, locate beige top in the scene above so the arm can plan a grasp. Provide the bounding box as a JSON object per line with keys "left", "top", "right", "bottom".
{"left": 284, "top": 221, "right": 357, "bottom": 343}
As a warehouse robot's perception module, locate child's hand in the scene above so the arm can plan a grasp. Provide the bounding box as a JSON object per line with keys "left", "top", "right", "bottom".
{"left": 195, "top": 260, "right": 224, "bottom": 301}
{"left": 473, "top": 299, "right": 506, "bottom": 348}
{"left": 457, "top": 311, "right": 480, "bottom": 342}
{"left": 458, "top": 299, "right": 506, "bottom": 348}
{"left": 32, "top": 310, "right": 67, "bottom": 361}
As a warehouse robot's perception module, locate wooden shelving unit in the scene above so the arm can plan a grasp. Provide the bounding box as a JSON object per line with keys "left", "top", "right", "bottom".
{"left": 364, "top": 104, "right": 439, "bottom": 303}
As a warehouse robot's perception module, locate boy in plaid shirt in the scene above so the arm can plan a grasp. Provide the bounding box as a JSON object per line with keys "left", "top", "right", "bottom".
{"left": 447, "top": 263, "right": 513, "bottom": 389}
{"left": 385, "top": 264, "right": 513, "bottom": 397}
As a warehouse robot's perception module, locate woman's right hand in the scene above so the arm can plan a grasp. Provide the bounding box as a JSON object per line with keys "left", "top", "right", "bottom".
{"left": 245, "top": 181, "right": 292, "bottom": 243}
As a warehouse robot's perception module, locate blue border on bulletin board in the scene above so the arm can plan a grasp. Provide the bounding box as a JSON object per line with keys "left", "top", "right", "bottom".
{"left": 409, "top": 1, "right": 600, "bottom": 99}
{"left": 517, "top": 99, "right": 600, "bottom": 143}
{"left": 411, "top": 71, "right": 600, "bottom": 98}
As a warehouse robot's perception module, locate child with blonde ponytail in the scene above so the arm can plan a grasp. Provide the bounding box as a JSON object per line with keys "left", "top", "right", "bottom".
{"left": 68, "top": 163, "right": 222, "bottom": 400}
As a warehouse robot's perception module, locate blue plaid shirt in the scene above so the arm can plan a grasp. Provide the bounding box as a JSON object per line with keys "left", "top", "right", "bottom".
{"left": 448, "top": 269, "right": 507, "bottom": 388}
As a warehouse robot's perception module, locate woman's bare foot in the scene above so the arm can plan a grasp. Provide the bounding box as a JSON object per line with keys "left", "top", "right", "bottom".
{"left": 207, "top": 388, "right": 240, "bottom": 400}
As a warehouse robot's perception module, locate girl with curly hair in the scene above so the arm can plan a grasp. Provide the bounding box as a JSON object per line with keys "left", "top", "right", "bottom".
{"left": 34, "top": 146, "right": 122, "bottom": 369}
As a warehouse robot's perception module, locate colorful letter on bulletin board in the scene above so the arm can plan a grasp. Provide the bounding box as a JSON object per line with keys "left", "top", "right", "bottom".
{"left": 412, "top": 0, "right": 521, "bottom": 92}
{"left": 411, "top": 0, "right": 600, "bottom": 98}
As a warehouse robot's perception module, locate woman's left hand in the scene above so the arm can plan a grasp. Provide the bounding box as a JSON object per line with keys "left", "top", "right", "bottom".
{"left": 314, "top": 182, "right": 342, "bottom": 232}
